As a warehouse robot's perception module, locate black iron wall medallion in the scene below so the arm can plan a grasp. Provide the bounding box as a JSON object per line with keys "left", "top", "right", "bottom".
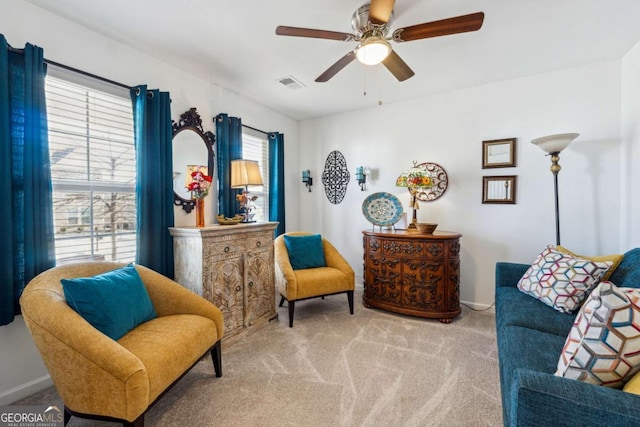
{"left": 321, "top": 150, "right": 350, "bottom": 204}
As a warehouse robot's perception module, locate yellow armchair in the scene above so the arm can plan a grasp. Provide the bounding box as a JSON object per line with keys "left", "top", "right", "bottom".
{"left": 275, "top": 232, "right": 355, "bottom": 327}
{"left": 19, "top": 262, "right": 224, "bottom": 427}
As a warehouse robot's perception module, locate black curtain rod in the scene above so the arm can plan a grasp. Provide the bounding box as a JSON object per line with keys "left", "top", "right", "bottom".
{"left": 7, "top": 44, "right": 133, "bottom": 90}
{"left": 242, "top": 123, "right": 269, "bottom": 135}
{"left": 46, "top": 58, "right": 133, "bottom": 90}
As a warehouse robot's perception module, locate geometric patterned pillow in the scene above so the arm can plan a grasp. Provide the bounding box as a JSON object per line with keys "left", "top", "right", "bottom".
{"left": 555, "top": 281, "right": 640, "bottom": 388}
{"left": 517, "top": 245, "right": 612, "bottom": 313}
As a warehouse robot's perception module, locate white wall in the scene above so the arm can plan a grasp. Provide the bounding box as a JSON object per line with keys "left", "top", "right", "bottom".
{"left": 0, "top": 0, "right": 299, "bottom": 404}
{"left": 621, "top": 40, "right": 640, "bottom": 249}
{"left": 298, "top": 60, "right": 623, "bottom": 308}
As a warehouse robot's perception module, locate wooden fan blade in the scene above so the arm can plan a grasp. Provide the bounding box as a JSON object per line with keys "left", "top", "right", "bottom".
{"left": 369, "top": 0, "right": 395, "bottom": 25}
{"left": 315, "top": 51, "right": 356, "bottom": 82}
{"left": 392, "top": 12, "right": 484, "bottom": 42}
{"left": 382, "top": 50, "right": 414, "bottom": 82}
{"left": 276, "top": 26, "right": 355, "bottom": 41}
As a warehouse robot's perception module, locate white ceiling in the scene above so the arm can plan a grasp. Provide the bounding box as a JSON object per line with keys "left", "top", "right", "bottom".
{"left": 25, "top": 0, "right": 640, "bottom": 121}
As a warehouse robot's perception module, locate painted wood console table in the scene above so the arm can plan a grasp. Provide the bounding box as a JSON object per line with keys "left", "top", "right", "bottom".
{"left": 170, "top": 222, "right": 278, "bottom": 338}
{"left": 362, "top": 229, "right": 462, "bottom": 323}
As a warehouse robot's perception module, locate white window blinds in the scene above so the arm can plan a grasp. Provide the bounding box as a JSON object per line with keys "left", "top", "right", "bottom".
{"left": 45, "top": 74, "right": 137, "bottom": 264}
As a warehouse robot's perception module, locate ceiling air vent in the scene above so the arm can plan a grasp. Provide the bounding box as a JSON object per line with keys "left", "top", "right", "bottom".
{"left": 277, "top": 75, "right": 306, "bottom": 90}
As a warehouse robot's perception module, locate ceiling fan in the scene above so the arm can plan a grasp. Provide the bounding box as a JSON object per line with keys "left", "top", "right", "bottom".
{"left": 275, "top": 0, "right": 484, "bottom": 83}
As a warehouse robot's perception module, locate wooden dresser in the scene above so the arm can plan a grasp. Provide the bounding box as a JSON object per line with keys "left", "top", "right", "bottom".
{"left": 169, "top": 222, "right": 278, "bottom": 338}
{"left": 362, "top": 229, "right": 462, "bottom": 323}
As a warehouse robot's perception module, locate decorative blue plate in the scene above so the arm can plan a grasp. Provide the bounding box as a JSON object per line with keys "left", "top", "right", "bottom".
{"left": 362, "top": 192, "right": 404, "bottom": 227}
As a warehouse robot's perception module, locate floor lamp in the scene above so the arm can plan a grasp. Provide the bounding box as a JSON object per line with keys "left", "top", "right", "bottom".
{"left": 231, "top": 159, "right": 263, "bottom": 223}
{"left": 531, "top": 133, "right": 579, "bottom": 246}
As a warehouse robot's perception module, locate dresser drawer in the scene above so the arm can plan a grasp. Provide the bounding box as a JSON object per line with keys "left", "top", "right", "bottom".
{"left": 205, "top": 232, "right": 272, "bottom": 256}
{"left": 382, "top": 239, "right": 425, "bottom": 257}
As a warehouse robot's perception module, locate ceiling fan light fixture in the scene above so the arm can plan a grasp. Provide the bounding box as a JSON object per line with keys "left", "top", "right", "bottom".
{"left": 355, "top": 37, "right": 391, "bottom": 65}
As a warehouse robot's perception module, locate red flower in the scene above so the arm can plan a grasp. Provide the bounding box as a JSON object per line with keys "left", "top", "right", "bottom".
{"left": 189, "top": 171, "right": 212, "bottom": 199}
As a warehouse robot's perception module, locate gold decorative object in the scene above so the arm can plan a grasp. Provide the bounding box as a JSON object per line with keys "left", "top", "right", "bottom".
{"left": 416, "top": 223, "right": 438, "bottom": 234}
{"left": 217, "top": 214, "right": 244, "bottom": 225}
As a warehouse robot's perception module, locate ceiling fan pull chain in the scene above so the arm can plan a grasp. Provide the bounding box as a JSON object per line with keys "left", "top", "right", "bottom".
{"left": 363, "top": 63, "right": 368, "bottom": 97}
{"left": 378, "top": 64, "right": 383, "bottom": 106}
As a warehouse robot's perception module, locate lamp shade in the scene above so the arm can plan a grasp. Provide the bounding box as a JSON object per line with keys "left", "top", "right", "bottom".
{"left": 531, "top": 133, "right": 579, "bottom": 154}
{"left": 396, "top": 164, "right": 433, "bottom": 188}
{"left": 356, "top": 37, "right": 391, "bottom": 65}
{"left": 231, "top": 159, "right": 263, "bottom": 188}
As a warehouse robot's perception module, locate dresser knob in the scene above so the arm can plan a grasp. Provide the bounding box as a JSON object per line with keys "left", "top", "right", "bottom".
{"left": 224, "top": 246, "right": 230, "bottom": 253}
{"left": 256, "top": 241, "right": 262, "bottom": 248}
{"left": 235, "top": 285, "right": 241, "bottom": 292}
{"left": 248, "top": 281, "right": 254, "bottom": 287}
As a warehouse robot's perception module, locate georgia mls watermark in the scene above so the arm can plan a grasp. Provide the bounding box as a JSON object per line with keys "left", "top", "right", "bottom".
{"left": 0, "top": 405, "right": 63, "bottom": 427}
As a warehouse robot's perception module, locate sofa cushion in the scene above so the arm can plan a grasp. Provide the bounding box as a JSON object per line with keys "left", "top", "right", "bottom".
{"left": 284, "top": 234, "right": 326, "bottom": 270}
{"left": 496, "top": 286, "right": 575, "bottom": 337}
{"left": 609, "top": 248, "right": 640, "bottom": 289}
{"left": 517, "top": 245, "right": 612, "bottom": 313}
{"left": 623, "top": 371, "right": 640, "bottom": 395}
{"left": 292, "top": 267, "right": 351, "bottom": 300}
{"left": 499, "top": 325, "right": 567, "bottom": 374}
{"left": 557, "top": 245, "right": 623, "bottom": 281}
{"left": 62, "top": 264, "right": 157, "bottom": 341}
{"left": 118, "top": 314, "right": 218, "bottom": 402}
{"left": 556, "top": 281, "right": 640, "bottom": 388}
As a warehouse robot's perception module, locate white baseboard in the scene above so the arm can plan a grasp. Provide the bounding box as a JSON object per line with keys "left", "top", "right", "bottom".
{"left": 460, "top": 299, "right": 495, "bottom": 313}
{"left": 0, "top": 375, "right": 52, "bottom": 405}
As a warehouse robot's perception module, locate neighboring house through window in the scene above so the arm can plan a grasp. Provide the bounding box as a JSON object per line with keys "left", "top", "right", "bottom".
{"left": 242, "top": 129, "right": 269, "bottom": 222}
{"left": 45, "top": 68, "right": 136, "bottom": 264}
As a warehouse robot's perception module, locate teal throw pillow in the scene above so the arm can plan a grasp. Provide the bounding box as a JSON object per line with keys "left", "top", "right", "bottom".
{"left": 283, "top": 234, "right": 326, "bottom": 270}
{"left": 61, "top": 264, "right": 157, "bottom": 341}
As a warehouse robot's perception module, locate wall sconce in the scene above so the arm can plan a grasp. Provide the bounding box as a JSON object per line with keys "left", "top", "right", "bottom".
{"left": 302, "top": 169, "right": 313, "bottom": 192}
{"left": 355, "top": 166, "right": 367, "bottom": 191}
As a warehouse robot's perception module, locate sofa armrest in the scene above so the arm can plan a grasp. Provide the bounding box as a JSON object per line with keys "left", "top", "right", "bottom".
{"left": 20, "top": 288, "right": 149, "bottom": 420}
{"left": 274, "top": 235, "right": 299, "bottom": 299}
{"left": 135, "top": 265, "right": 224, "bottom": 341}
{"left": 496, "top": 262, "right": 529, "bottom": 288}
{"left": 510, "top": 369, "right": 640, "bottom": 427}
{"left": 322, "top": 239, "right": 355, "bottom": 286}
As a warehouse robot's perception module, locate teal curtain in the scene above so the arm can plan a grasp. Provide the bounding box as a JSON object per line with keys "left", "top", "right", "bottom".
{"left": 215, "top": 113, "right": 243, "bottom": 217}
{"left": 130, "top": 85, "right": 174, "bottom": 278}
{"left": 0, "top": 36, "right": 55, "bottom": 325}
{"left": 268, "top": 132, "right": 285, "bottom": 236}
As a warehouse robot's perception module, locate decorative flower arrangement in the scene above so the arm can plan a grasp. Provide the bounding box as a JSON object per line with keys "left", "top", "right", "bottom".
{"left": 236, "top": 193, "right": 258, "bottom": 206}
{"left": 236, "top": 193, "right": 258, "bottom": 216}
{"left": 188, "top": 171, "right": 212, "bottom": 199}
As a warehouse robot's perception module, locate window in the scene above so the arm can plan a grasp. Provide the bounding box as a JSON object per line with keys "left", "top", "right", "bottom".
{"left": 45, "top": 71, "right": 136, "bottom": 265}
{"left": 242, "top": 130, "right": 269, "bottom": 222}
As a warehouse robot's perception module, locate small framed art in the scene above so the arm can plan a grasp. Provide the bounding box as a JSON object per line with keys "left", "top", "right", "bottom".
{"left": 482, "top": 138, "right": 516, "bottom": 169}
{"left": 482, "top": 175, "right": 517, "bottom": 204}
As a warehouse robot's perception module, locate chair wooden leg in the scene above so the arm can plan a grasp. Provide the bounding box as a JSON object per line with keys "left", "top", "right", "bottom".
{"left": 288, "top": 300, "right": 295, "bottom": 327}
{"left": 211, "top": 341, "right": 222, "bottom": 378}
{"left": 279, "top": 296, "right": 285, "bottom": 307}
{"left": 347, "top": 290, "right": 354, "bottom": 315}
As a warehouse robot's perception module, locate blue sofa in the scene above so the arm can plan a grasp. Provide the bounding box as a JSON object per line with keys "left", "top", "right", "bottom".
{"left": 495, "top": 248, "right": 640, "bottom": 426}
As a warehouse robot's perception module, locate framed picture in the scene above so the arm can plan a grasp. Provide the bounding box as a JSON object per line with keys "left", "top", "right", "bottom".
{"left": 482, "top": 138, "right": 516, "bottom": 169}
{"left": 482, "top": 175, "right": 517, "bottom": 204}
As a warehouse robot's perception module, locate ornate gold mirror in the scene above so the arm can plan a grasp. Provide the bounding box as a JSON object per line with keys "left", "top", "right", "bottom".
{"left": 172, "top": 108, "right": 215, "bottom": 213}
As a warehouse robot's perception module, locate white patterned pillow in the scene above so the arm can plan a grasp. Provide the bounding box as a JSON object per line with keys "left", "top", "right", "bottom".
{"left": 556, "top": 281, "right": 640, "bottom": 387}
{"left": 517, "top": 245, "right": 612, "bottom": 313}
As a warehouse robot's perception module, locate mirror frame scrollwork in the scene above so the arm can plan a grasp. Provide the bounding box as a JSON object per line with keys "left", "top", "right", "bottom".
{"left": 172, "top": 108, "right": 215, "bottom": 213}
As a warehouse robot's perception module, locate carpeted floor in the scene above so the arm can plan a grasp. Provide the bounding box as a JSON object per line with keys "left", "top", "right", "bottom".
{"left": 14, "top": 286, "right": 502, "bottom": 426}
